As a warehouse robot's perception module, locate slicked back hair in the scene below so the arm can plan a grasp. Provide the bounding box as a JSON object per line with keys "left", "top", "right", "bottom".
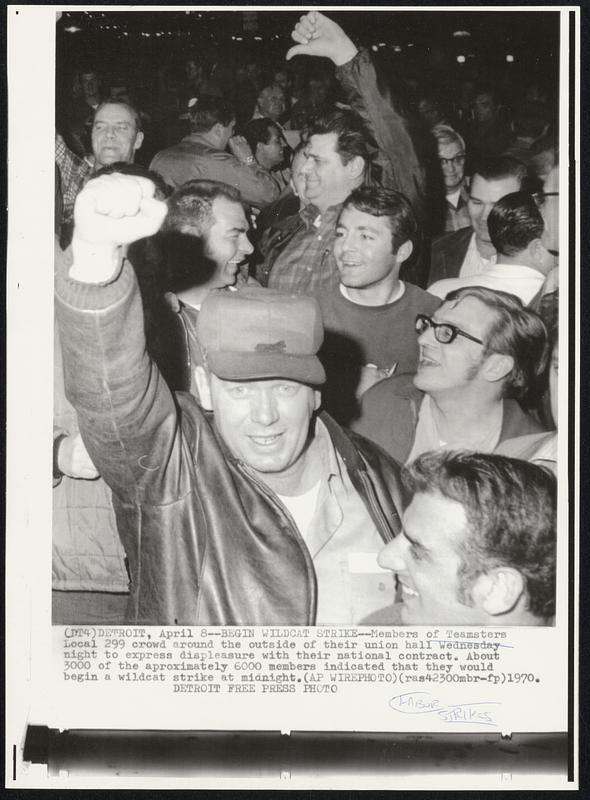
{"left": 341, "top": 186, "right": 419, "bottom": 253}
{"left": 189, "top": 96, "right": 235, "bottom": 133}
{"left": 403, "top": 450, "right": 556, "bottom": 620}
{"left": 308, "top": 109, "right": 372, "bottom": 169}
{"left": 163, "top": 179, "right": 242, "bottom": 238}
{"left": 487, "top": 191, "right": 545, "bottom": 257}
{"left": 444, "top": 285, "right": 548, "bottom": 399}
{"left": 471, "top": 155, "right": 541, "bottom": 196}
{"left": 94, "top": 98, "right": 143, "bottom": 133}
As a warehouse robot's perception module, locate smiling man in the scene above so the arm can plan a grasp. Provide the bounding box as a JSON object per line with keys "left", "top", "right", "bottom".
{"left": 259, "top": 11, "right": 424, "bottom": 294}
{"left": 352, "top": 286, "right": 548, "bottom": 463}
{"left": 147, "top": 180, "right": 255, "bottom": 396}
{"left": 55, "top": 173, "right": 405, "bottom": 626}
{"left": 316, "top": 186, "right": 440, "bottom": 425}
{"left": 374, "top": 450, "right": 556, "bottom": 626}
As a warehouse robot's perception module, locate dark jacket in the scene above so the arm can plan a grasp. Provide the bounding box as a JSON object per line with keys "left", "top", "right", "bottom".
{"left": 351, "top": 374, "right": 545, "bottom": 464}
{"left": 55, "top": 251, "right": 404, "bottom": 626}
{"left": 428, "top": 226, "right": 473, "bottom": 287}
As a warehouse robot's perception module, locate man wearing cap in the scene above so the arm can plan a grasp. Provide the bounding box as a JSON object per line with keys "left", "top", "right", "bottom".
{"left": 56, "top": 173, "right": 404, "bottom": 626}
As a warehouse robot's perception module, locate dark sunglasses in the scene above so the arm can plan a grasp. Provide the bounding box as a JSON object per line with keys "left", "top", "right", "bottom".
{"left": 415, "top": 314, "right": 484, "bottom": 346}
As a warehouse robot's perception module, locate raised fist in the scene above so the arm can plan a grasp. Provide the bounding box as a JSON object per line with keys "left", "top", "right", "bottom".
{"left": 73, "top": 174, "right": 167, "bottom": 247}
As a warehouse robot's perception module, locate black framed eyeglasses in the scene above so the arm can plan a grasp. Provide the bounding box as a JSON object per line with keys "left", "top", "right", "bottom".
{"left": 439, "top": 154, "right": 465, "bottom": 168}
{"left": 415, "top": 314, "right": 484, "bottom": 346}
{"left": 532, "top": 191, "right": 559, "bottom": 207}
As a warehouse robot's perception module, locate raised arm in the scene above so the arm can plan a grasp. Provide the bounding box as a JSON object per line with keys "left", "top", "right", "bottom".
{"left": 54, "top": 174, "right": 191, "bottom": 503}
{"left": 286, "top": 11, "right": 425, "bottom": 212}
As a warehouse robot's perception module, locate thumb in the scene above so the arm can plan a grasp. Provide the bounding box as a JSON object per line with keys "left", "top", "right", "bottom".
{"left": 286, "top": 44, "right": 308, "bottom": 61}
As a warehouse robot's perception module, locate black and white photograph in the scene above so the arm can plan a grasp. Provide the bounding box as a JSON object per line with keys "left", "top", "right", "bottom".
{"left": 6, "top": 4, "right": 578, "bottom": 788}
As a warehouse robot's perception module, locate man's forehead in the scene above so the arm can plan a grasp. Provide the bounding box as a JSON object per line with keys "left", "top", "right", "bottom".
{"left": 470, "top": 174, "right": 520, "bottom": 201}
{"left": 405, "top": 491, "right": 468, "bottom": 548}
{"left": 94, "top": 104, "right": 135, "bottom": 126}
{"left": 338, "top": 205, "right": 390, "bottom": 234}
{"left": 306, "top": 132, "right": 339, "bottom": 157}
{"left": 438, "top": 141, "right": 464, "bottom": 157}
{"left": 211, "top": 197, "right": 247, "bottom": 228}
{"left": 436, "top": 296, "right": 493, "bottom": 333}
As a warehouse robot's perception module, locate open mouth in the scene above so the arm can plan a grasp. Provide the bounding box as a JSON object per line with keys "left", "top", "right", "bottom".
{"left": 419, "top": 355, "right": 439, "bottom": 367}
{"left": 399, "top": 582, "right": 419, "bottom": 601}
{"left": 249, "top": 434, "right": 283, "bottom": 447}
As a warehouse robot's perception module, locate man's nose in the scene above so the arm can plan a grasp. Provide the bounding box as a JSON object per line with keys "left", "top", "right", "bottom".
{"left": 239, "top": 234, "right": 254, "bottom": 256}
{"left": 377, "top": 535, "right": 408, "bottom": 573}
{"left": 417, "top": 322, "right": 436, "bottom": 346}
{"left": 301, "top": 157, "right": 313, "bottom": 175}
{"left": 251, "top": 388, "right": 279, "bottom": 426}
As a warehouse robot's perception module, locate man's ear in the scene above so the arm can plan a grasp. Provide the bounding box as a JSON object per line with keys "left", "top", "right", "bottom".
{"left": 481, "top": 352, "right": 513, "bottom": 384}
{"left": 528, "top": 237, "right": 553, "bottom": 275}
{"left": 347, "top": 155, "right": 365, "bottom": 181}
{"left": 395, "top": 239, "right": 413, "bottom": 265}
{"left": 194, "top": 366, "right": 213, "bottom": 410}
{"left": 472, "top": 567, "right": 525, "bottom": 616}
{"left": 211, "top": 122, "right": 225, "bottom": 142}
{"left": 134, "top": 131, "right": 144, "bottom": 152}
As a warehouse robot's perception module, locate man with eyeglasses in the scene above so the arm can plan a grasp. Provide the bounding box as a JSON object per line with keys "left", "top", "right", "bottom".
{"left": 351, "top": 286, "right": 547, "bottom": 463}
{"left": 428, "top": 156, "right": 538, "bottom": 287}
{"left": 432, "top": 125, "right": 471, "bottom": 233}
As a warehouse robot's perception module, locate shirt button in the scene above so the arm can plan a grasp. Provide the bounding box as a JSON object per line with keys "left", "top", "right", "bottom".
{"left": 378, "top": 582, "right": 386, "bottom": 591}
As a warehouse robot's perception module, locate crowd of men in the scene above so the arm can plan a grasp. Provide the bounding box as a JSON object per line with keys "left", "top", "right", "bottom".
{"left": 54, "top": 12, "right": 560, "bottom": 628}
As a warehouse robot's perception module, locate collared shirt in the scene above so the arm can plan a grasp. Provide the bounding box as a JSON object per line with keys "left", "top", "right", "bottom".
{"left": 427, "top": 262, "right": 546, "bottom": 305}
{"left": 445, "top": 184, "right": 471, "bottom": 232}
{"left": 267, "top": 203, "right": 342, "bottom": 295}
{"left": 277, "top": 418, "right": 393, "bottom": 624}
{"left": 407, "top": 394, "right": 503, "bottom": 463}
{"left": 458, "top": 232, "right": 497, "bottom": 278}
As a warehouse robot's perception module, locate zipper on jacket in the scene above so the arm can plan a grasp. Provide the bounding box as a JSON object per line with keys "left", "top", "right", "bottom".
{"left": 234, "top": 461, "right": 318, "bottom": 625}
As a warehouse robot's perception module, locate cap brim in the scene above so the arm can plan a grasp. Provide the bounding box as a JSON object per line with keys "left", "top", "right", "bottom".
{"left": 207, "top": 352, "right": 326, "bottom": 386}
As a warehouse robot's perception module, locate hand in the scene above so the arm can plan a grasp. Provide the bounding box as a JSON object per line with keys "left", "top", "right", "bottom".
{"left": 228, "top": 135, "right": 256, "bottom": 165}
{"left": 286, "top": 11, "right": 358, "bottom": 66}
{"left": 356, "top": 364, "right": 397, "bottom": 399}
{"left": 73, "top": 174, "right": 167, "bottom": 248}
{"left": 57, "top": 433, "right": 100, "bottom": 480}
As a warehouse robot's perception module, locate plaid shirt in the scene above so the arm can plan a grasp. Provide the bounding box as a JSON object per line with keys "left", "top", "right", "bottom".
{"left": 266, "top": 203, "right": 342, "bottom": 296}
{"left": 55, "top": 133, "right": 93, "bottom": 223}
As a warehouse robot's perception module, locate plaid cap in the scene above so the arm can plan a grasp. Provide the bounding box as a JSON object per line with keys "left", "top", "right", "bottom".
{"left": 197, "top": 286, "right": 326, "bottom": 385}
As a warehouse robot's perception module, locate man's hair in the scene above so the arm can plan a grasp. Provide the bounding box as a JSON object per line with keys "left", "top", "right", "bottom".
{"left": 402, "top": 450, "right": 556, "bottom": 620}
{"left": 487, "top": 191, "right": 545, "bottom": 256}
{"left": 308, "top": 109, "right": 372, "bottom": 168}
{"left": 341, "top": 186, "right": 419, "bottom": 252}
{"left": 471, "top": 83, "right": 499, "bottom": 105}
{"left": 93, "top": 162, "right": 172, "bottom": 200}
{"left": 189, "top": 96, "right": 235, "bottom": 133}
{"left": 163, "top": 179, "right": 242, "bottom": 237}
{"left": 471, "top": 155, "right": 540, "bottom": 195}
{"left": 444, "top": 286, "right": 548, "bottom": 399}
{"left": 93, "top": 98, "right": 143, "bottom": 133}
{"left": 242, "top": 118, "right": 279, "bottom": 154}
{"left": 432, "top": 124, "right": 466, "bottom": 153}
